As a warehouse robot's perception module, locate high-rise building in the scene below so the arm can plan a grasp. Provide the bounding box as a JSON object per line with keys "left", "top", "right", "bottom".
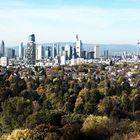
{"left": 94, "top": 45, "right": 100, "bottom": 59}
{"left": 87, "top": 51, "right": 94, "bottom": 59}
{"left": 45, "top": 46, "right": 51, "bottom": 59}
{"left": 26, "top": 34, "right": 36, "bottom": 65}
{"left": 1, "top": 40, "right": 5, "bottom": 57}
{"left": 52, "top": 44, "right": 57, "bottom": 58}
{"left": 7, "top": 48, "right": 15, "bottom": 59}
{"left": 75, "top": 34, "right": 82, "bottom": 58}
{"left": 28, "top": 34, "right": 35, "bottom": 42}
{"left": 81, "top": 51, "right": 87, "bottom": 59}
{"left": 36, "top": 45, "right": 44, "bottom": 60}
{"left": 65, "top": 44, "right": 73, "bottom": 60}
{"left": 56, "top": 44, "right": 60, "bottom": 56}
{"left": 19, "top": 42, "right": 24, "bottom": 59}
{"left": 104, "top": 50, "right": 109, "bottom": 59}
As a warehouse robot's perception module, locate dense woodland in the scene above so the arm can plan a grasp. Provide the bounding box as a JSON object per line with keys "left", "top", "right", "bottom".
{"left": 0, "top": 64, "right": 140, "bottom": 140}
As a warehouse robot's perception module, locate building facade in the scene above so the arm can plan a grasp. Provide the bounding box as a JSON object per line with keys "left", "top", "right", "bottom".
{"left": 1, "top": 40, "right": 5, "bottom": 57}
{"left": 19, "top": 42, "right": 24, "bottom": 59}
{"left": 75, "top": 34, "right": 82, "bottom": 58}
{"left": 36, "top": 45, "right": 44, "bottom": 60}
{"left": 7, "top": 48, "right": 15, "bottom": 59}
{"left": 26, "top": 34, "right": 36, "bottom": 65}
{"left": 94, "top": 45, "right": 100, "bottom": 59}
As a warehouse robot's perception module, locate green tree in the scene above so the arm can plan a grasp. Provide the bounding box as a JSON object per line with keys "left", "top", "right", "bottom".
{"left": 0, "top": 97, "right": 33, "bottom": 133}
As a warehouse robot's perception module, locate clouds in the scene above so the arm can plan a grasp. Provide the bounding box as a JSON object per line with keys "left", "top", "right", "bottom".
{"left": 0, "top": 1, "right": 140, "bottom": 45}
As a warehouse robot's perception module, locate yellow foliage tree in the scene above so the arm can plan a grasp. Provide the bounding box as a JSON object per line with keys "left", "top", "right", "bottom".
{"left": 81, "top": 115, "right": 110, "bottom": 134}
{"left": 0, "top": 129, "right": 29, "bottom": 140}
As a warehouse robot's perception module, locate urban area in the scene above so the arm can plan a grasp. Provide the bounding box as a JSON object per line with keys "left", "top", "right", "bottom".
{"left": 0, "top": 34, "right": 140, "bottom": 140}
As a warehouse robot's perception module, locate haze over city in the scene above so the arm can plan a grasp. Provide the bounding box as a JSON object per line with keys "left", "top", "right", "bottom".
{"left": 1, "top": 0, "right": 140, "bottom": 46}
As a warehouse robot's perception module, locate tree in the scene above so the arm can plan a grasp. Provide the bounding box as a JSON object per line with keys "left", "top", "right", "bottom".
{"left": 25, "top": 111, "right": 47, "bottom": 129}
{"left": 98, "top": 96, "right": 122, "bottom": 118}
{"left": 0, "top": 97, "right": 33, "bottom": 133}
{"left": 74, "top": 97, "right": 84, "bottom": 114}
{"left": 81, "top": 115, "right": 110, "bottom": 140}
{"left": 20, "top": 89, "right": 40, "bottom": 101}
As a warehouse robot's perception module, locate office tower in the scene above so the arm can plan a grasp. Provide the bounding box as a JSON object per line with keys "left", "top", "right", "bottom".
{"left": 61, "top": 46, "right": 65, "bottom": 56}
{"left": 19, "top": 42, "right": 24, "bottom": 59}
{"left": 28, "top": 34, "right": 35, "bottom": 42}
{"left": 94, "top": 45, "right": 100, "bottom": 59}
{"left": 75, "top": 34, "right": 82, "bottom": 58}
{"left": 26, "top": 34, "right": 36, "bottom": 65}
{"left": 87, "top": 51, "right": 94, "bottom": 59}
{"left": 45, "top": 46, "right": 51, "bottom": 59}
{"left": 81, "top": 50, "right": 87, "bottom": 59}
{"left": 72, "top": 47, "right": 77, "bottom": 59}
{"left": 1, "top": 40, "right": 5, "bottom": 57}
{"left": 52, "top": 44, "right": 57, "bottom": 58}
{"left": 65, "top": 44, "right": 73, "bottom": 60}
{"left": 36, "top": 45, "right": 44, "bottom": 60}
{"left": 104, "top": 50, "right": 109, "bottom": 59}
{"left": 57, "top": 44, "right": 60, "bottom": 56}
{"left": 7, "top": 48, "right": 15, "bottom": 59}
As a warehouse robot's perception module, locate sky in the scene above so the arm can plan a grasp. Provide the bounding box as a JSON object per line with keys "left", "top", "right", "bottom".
{"left": 1, "top": 0, "right": 140, "bottom": 46}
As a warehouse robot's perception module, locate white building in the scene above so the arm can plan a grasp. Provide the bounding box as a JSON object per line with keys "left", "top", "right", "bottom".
{"left": 76, "top": 34, "right": 82, "bottom": 58}
{"left": 36, "top": 45, "right": 44, "bottom": 60}
{"left": 60, "top": 55, "right": 66, "bottom": 65}
{"left": 94, "top": 45, "right": 100, "bottom": 59}
{"left": 0, "top": 57, "right": 8, "bottom": 67}
{"left": 19, "top": 42, "right": 24, "bottom": 59}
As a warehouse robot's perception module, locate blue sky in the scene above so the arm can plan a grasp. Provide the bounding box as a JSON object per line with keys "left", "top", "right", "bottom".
{"left": 0, "top": 0, "right": 140, "bottom": 46}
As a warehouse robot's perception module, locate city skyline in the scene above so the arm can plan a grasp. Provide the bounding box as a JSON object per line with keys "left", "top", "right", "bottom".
{"left": 1, "top": 0, "right": 140, "bottom": 46}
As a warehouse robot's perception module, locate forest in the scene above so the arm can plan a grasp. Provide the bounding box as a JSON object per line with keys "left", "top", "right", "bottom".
{"left": 0, "top": 63, "right": 140, "bottom": 140}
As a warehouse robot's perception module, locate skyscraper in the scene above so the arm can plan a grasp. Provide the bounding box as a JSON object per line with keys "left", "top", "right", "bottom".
{"left": 104, "top": 50, "right": 109, "bottom": 59}
{"left": 65, "top": 44, "right": 73, "bottom": 60}
{"left": 45, "top": 46, "right": 51, "bottom": 59}
{"left": 75, "top": 34, "right": 82, "bottom": 58}
{"left": 26, "top": 34, "right": 36, "bottom": 65}
{"left": 19, "top": 42, "right": 24, "bottom": 59}
{"left": 36, "top": 45, "right": 44, "bottom": 60}
{"left": 1, "top": 40, "right": 5, "bottom": 57}
{"left": 94, "top": 45, "right": 100, "bottom": 59}
{"left": 7, "top": 48, "right": 15, "bottom": 59}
